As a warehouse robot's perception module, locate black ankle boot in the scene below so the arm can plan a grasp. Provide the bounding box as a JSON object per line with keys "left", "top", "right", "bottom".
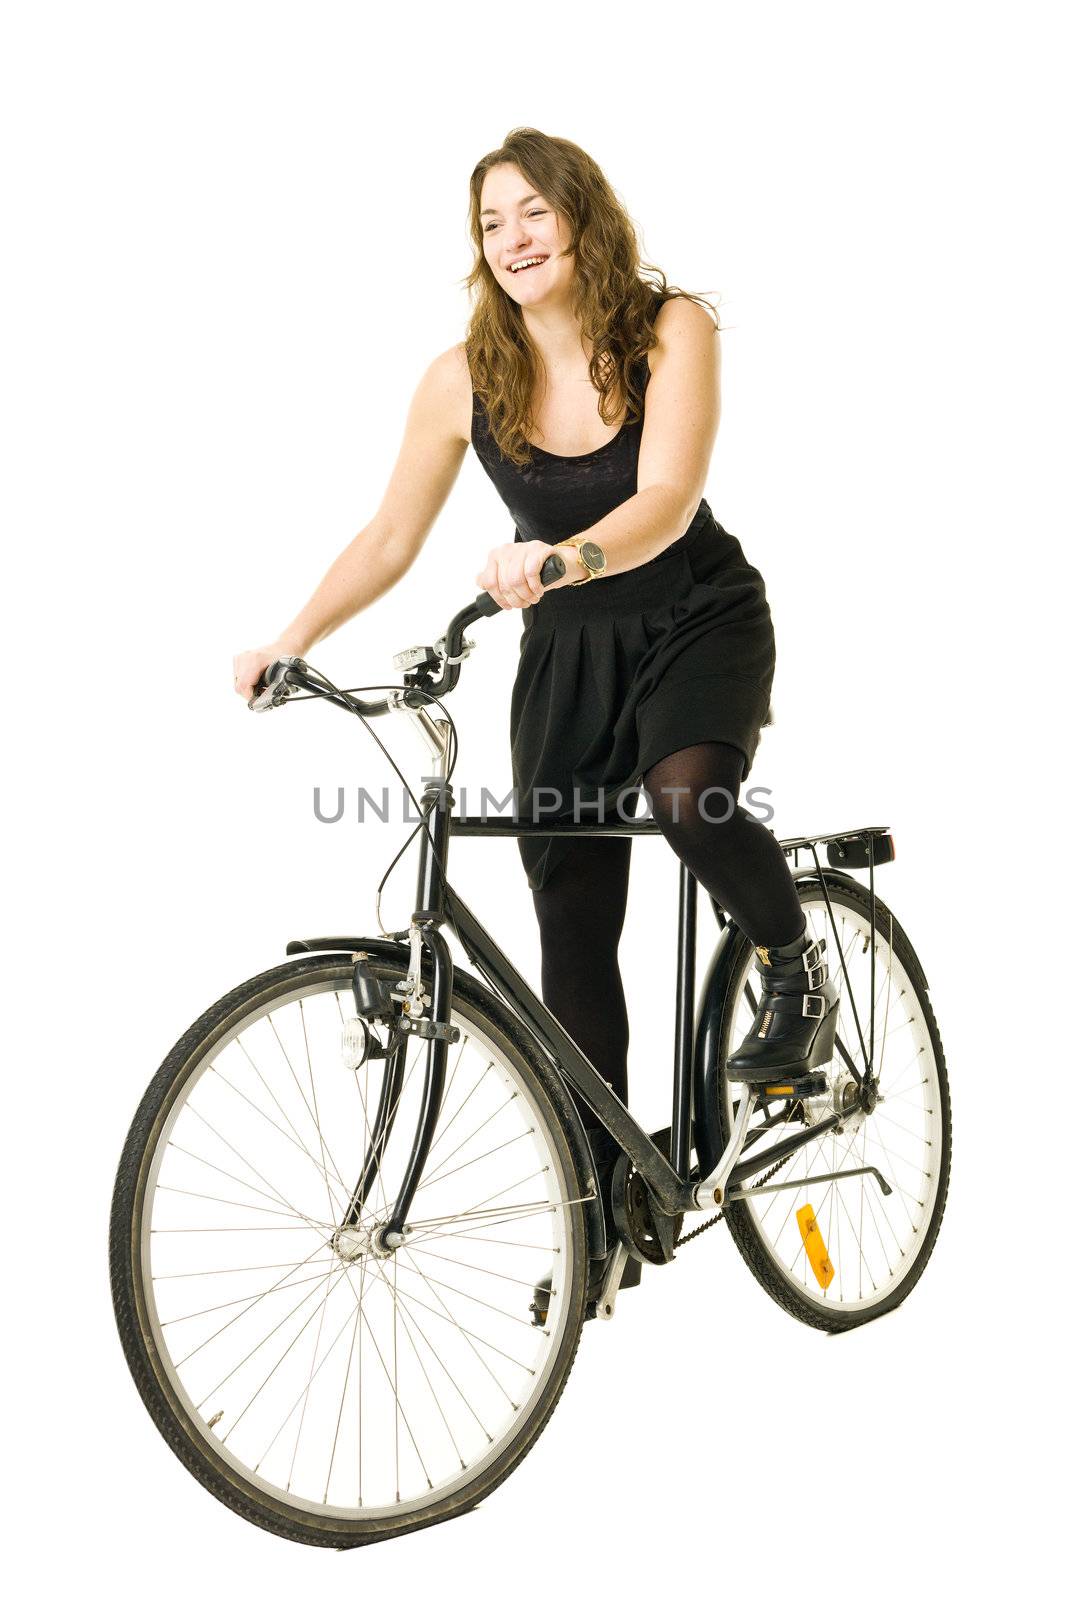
{"left": 725, "top": 925, "right": 839, "bottom": 1087}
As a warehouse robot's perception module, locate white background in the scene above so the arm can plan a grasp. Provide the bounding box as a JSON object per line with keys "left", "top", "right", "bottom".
{"left": 5, "top": 0, "right": 1075, "bottom": 1591}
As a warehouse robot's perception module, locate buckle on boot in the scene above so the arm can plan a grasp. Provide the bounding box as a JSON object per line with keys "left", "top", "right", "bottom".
{"left": 802, "top": 992, "right": 828, "bottom": 1019}
{"left": 802, "top": 938, "right": 826, "bottom": 974}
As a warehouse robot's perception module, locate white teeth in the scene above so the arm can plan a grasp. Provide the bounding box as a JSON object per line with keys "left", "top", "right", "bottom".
{"left": 509, "top": 256, "right": 547, "bottom": 272}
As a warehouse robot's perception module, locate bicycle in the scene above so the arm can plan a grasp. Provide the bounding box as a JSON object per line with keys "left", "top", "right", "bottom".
{"left": 110, "top": 553, "right": 951, "bottom": 1548}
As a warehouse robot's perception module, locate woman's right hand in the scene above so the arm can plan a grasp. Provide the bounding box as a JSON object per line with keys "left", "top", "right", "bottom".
{"left": 233, "top": 642, "right": 295, "bottom": 702}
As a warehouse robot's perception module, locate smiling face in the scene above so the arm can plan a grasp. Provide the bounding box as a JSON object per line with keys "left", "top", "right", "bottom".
{"left": 479, "top": 163, "right": 575, "bottom": 309}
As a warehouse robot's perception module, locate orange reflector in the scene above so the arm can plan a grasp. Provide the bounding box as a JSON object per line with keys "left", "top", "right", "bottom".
{"left": 796, "top": 1204, "right": 835, "bottom": 1290}
{"left": 765, "top": 1085, "right": 794, "bottom": 1097}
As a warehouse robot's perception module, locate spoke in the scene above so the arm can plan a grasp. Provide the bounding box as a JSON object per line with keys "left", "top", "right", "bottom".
{"left": 402, "top": 1242, "right": 547, "bottom": 1291}
{"left": 151, "top": 1223, "right": 321, "bottom": 1234}
{"left": 389, "top": 1251, "right": 546, "bottom": 1331}
{"left": 286, "top": 1260, "right": 342, "bottom": 1489}
{"left": 872, "top": 921, "right": 894, "bottom": 1080}
{"left": 211, "top": 1056, "right": 352, "bottom": 1210}
{"left": 422, "top": 1060, "right": 494, "bottom": 1168}
{"left": 416, "top": 1128, "right": 537, "bottom": 1195}
{"left": 384, "top": 1254, "right": 464, "bottom": 1478}
{"left": 299, "top": 998, "right": 344, "bottom": 1225}
{"left": 381, "top": 1234, "right": 540, "bottom": 1406}
{"left": 181, "top": 1102, "right": 333, "bottom": 1237}
{"left": 371, "top": 1254, "right": 492, "bottom": 1446}
{"left": 179, "top": 1239, "right": 332, "bottom": 1375}
{"left": 220, "top": 1264, "right": 352, "bottom": 1445}
{"left": 778, "top": 1119, "right": 866, "bottom": 1274}
{"left": 879, "top": 1047, "right": 926, "bottom": 1096}
{"left": 378, "top": 1276, "right": 536, "bottom": 1378}
{"left": 407, "top": 1226, "right": 556, "bottom": 1251}
{"left": 357, "top": 1257, "right": 365, "bottom": 1506}
{"left": 160, "top": 1269, "right": 336, "bottom": 1329}
{"left": 323, "top": 1303, "right": 363, "bottom": 1502}
{"left": 834, "top": 1178, "right": 877, "bottom": 1295}
{"left": 403, "top": 1203, "right": 571, "bottom": 1246}
{"left": 862, "top": 1123, "right": 927, "bottom": 1208}
{"left": 404, "top": 1179, "right": 576, "bottom": 1238}
{"left": 167, "top": 1140, "right": 331, "bottom": 1222}
{"left": 859, "top": 1120, "right": 867, "bottom": 1297}
{"left": 235, "top": 1033, "right": 350, "bottom": 1204}
{"left": 418, "top": 1089, "right": 519, "bottom": 1188}
{"left": 266, "top": 1012, "right": 350, "bottom": 1201}
{"left": 864, "top": 1126, "right": 931, "bottom": 1179}
{"left": 884, "top": 1082, "right": 932, "bottom": 1109}
{"left": 872, "top": 1106, "right": 931, "bottom": 1141}
{"left": 154, "top": 1185, "right": 317, "bottom": 1225}
{"left": 154, "top": 1260, "right": 313, "bottom": 1281}
{"left": 363, "top": 1252, "right": 486, "bottom": 1463}
{"left": 334, "top": 1256, "right": 434, "bottom": 1491}
{"left": 197, "top": 1261, "right": 344, "bottom": 1412}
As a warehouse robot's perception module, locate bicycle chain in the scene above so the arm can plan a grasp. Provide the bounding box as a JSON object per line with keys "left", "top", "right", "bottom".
{"left": 674, "top": 1149, "right": 798, "bottom": 1250}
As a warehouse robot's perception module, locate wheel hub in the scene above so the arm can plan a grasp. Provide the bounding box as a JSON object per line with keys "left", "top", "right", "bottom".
{"left": 331, "top": 1223, "right": 392, "bottom": 1262}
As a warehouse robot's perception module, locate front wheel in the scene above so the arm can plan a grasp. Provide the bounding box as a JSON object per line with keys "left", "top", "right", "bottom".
{"left": 717, "top": 878, "right": 951, "bottom": 1331}
{"left": 109, "top": 953, "right": 591, "bottom": 1547}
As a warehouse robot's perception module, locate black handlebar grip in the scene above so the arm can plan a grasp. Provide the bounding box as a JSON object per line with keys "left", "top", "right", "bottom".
{"left": 472, "top": 551, "right": 567, "bottom": 617}
{"left": 247, "top": 655, "right": 302, "bottom": 712}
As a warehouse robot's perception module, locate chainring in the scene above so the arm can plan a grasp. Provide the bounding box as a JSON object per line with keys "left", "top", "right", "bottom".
{"left": 610, "top": 1127, "right": 684, "bottom": 1265}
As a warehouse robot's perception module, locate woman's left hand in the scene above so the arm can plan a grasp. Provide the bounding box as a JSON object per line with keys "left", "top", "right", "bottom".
{"left": 475, "top": 539, "right": 573, "bottom": 609}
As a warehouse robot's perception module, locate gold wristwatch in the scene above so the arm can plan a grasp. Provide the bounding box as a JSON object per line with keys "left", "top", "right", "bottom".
{"left": 561, "top": 534, "right": 607, "bottom": 586}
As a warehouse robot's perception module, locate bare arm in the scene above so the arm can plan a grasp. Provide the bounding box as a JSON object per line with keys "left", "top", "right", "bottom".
{"left": 233, "top": 346, "right": 470, "bottom": 697}
{"left": 471, "top": 298, "right": 720, "bottom": 610}
{"left": 575, "top": 296, "right": 721, "bottom": 574}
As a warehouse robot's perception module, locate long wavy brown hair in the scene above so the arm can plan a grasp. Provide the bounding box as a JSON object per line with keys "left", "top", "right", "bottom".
{"left": 463, "top": 127, "right": 722, "bottom": 466}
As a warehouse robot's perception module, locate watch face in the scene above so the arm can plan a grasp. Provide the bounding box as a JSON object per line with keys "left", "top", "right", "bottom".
{"left": 579, "top": 540, "right": 605, "bottom": 573}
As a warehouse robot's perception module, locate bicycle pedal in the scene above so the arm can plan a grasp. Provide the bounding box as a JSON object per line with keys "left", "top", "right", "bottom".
{"left": 757, "top": 1072, "right": 828, "bottom": 1102}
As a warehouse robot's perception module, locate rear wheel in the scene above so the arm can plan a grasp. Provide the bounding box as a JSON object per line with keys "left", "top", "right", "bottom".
{"left": 110, "top": 953, "right": 590, "bottom": 1546}
{"left": 718, "top": 879, "right": 951, "bottom": 1330}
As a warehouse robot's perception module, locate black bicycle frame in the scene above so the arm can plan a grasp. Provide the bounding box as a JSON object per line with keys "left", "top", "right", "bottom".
{"left": 353, "top": 761, "right": 893, "bottom": 1245}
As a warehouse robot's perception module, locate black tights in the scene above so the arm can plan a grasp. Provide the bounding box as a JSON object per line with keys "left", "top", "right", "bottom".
{"left": 529, "top": 741, "right": 805, "bottom": 1129}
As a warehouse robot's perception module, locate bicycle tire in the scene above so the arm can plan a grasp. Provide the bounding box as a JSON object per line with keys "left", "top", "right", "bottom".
{"left": 109, "top": 952, "right": 591, "bottom": 1547}
{"left": 717, "top": 878, "right": 951, "bottom": 1332}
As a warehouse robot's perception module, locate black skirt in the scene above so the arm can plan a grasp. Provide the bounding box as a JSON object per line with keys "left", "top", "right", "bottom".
{"left": 510, "top": 503, "right": 776, "bottom": 892}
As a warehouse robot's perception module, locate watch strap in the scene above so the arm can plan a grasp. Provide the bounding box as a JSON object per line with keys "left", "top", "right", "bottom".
{"left": 563, "top": 534, "right": 604, "bottom": 585}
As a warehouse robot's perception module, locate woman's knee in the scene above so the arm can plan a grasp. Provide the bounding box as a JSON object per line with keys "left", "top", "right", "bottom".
{"left": 641, "top": 741, "right": 745, "bottom": 829}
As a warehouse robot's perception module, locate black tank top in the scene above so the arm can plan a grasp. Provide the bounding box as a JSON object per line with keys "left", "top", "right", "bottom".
{"left": 471, "top": 348, "right": 656, "bottom": 544}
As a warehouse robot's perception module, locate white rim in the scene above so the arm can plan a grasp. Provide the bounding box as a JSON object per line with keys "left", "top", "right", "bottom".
{"left": 138, "top": 974, "right": 580, "bottom": 1521}
{"left": 723, "top": 897, "right": 945, "bottom": 1315}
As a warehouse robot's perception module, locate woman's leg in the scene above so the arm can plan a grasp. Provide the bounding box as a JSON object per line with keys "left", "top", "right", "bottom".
{"left": 640, "top": 740, "right": 805, "bottom": 946}
{"left": 529, "top": 835, "right": 633, "bottom": 1131}
{"left": 526, "top": 835, "right": 641, "bottom": 1313}
{"left": 641, "top": 741, "right": 843, "bottom": 1087}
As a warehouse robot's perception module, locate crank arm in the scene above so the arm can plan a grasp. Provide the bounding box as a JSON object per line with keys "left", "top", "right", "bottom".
{"left": 693, "top": 1089, "right": 756, "bottom": 1209}
{"left": 593, "top": 1243, "right": 630, "bottom": 1321}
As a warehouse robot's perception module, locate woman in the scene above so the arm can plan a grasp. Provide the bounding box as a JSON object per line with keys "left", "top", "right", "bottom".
{"left": 233, "top": 128, "right": 839, "bottom": 1289}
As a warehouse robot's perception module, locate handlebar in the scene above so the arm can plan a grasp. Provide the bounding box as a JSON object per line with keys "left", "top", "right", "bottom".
{"left": 248, "top": 549, "right": 568, "bottom": 714}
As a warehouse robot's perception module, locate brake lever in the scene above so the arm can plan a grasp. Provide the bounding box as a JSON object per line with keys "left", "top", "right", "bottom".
{"left": 247, "top": 655, "right": 304, "bottom": 712}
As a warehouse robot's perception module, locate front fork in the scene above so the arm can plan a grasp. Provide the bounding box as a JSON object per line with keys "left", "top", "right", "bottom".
{"left": 340, "top": 699, "right": 460, "bottom": 1252}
